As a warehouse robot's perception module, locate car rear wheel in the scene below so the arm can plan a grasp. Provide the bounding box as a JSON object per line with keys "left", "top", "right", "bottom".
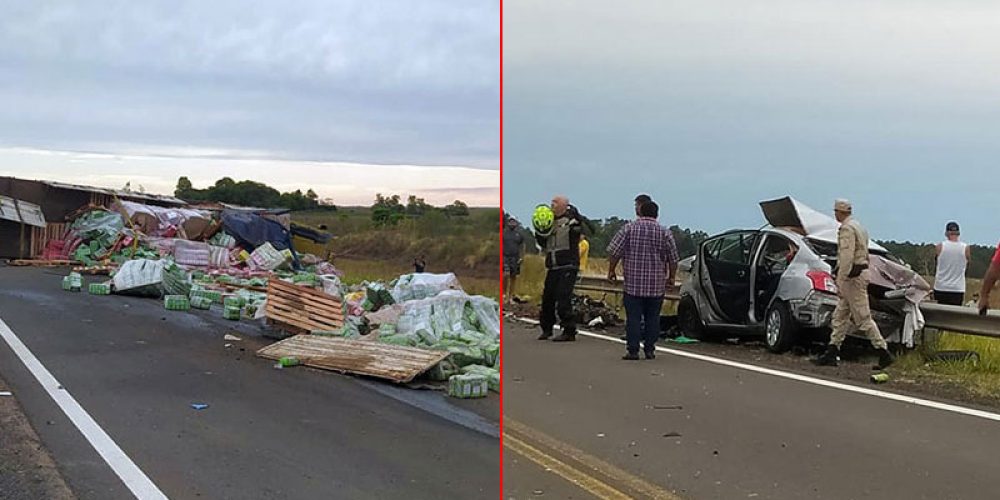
{"left": 764, "top": 301, "right": 797, "bottom": 353}
{"left": 678, "top": 296, "right": 707, "bottom": 339}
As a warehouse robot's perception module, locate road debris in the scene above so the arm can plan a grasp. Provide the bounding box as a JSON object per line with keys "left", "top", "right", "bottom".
{"left": 447, "top": 373, "right": 489, "bottom": 399}
{"left": 190, "top": 403, "right": 209, "bottom": 410}
{"left": 0, "top": 391, "right": 12, "bottom": 396}
{"left": 670, "top": 336, "right": 700, "bottom": 344}
{"left": 36, "top": 201, "right": 497, "bottom": 398}
{"left": 258, "top": 335, "right": 450, "bottom": 383}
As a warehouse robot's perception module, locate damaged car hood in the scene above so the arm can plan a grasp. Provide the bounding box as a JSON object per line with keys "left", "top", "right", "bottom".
{"left": 759, "top": 196, "right": 887, "bottom": 253}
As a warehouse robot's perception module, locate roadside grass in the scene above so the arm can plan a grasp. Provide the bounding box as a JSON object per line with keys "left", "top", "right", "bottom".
{"left": 895, "top": 332, "right": 1000, "bottom": 398}
{"left": 293, "top": 208, "right": 500, "bottom": 278}
{"left": 336, "top": 257, "right": 499, "bottom": 300}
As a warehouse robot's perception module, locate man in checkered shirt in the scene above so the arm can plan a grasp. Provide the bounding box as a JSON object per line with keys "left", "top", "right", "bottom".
{"left": 607, "top": 200, "right": 679, "bottom": 360}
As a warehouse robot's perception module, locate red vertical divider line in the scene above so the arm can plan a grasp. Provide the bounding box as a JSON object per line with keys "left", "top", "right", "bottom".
{"left": 498, "top": 0, "right": 505, "bottom": 499}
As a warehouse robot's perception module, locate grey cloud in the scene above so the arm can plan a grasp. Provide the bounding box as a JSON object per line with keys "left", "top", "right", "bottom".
{"left": 0, "top": 1, "right": 499, "bottom": 168}
{"left": 504, "top": 0, "right": 1000, "bottom": 245}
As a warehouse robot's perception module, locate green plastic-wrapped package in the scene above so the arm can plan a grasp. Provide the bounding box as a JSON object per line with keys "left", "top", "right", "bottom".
{"left": 164, "top": 295, "right": 190, "bottom": 311}
{"left": 460, "top": 365, "right": 500, "bottom": 392}
{"left": 447, "top": 373, "right": 488, "bottom": 399}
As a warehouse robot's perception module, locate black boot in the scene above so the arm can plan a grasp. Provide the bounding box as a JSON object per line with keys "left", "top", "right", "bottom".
{"left": 644, "top": 350, "right": 656, "bottom": 360}
{"left": 537, "top": 329, "right": 553, "bottom": 340}
{"left": 551, "top": 331, "right": 576, "bottom": 342}
{"left": 874, "top": 348, "right": 894, "bottom": 370}
{"left": 814, "top": 345, "right": 840, "bottom": 366}
{"left": 622, "top": 352, "right": 640, "bottom": 361}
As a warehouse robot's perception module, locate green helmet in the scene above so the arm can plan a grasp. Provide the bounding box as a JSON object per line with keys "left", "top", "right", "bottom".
{"left": 532, "top": 204, "right": 555, "bottom": 235}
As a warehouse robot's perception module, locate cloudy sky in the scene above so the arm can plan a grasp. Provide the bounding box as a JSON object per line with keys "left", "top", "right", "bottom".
{"left": 504, "top": 0, "right": 1000, "bottom": 244}
{"left": 0, "top": 1, "right": 498, "bottom": 206}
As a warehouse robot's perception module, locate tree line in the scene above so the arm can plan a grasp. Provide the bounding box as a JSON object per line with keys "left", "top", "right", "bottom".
{"left": 509, "top": 213, "right": 995, "bottom": 278}
{"left": 174, "top": 177, "right": 336, "bottom": 211}
{"left": 371, "top": 194, "right": 470, "bottom": 227}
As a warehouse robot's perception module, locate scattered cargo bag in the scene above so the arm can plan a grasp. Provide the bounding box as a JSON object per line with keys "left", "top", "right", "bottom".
{"left": 209, "top": 232, "right": 237, "bottom": 249}
{"left": 113, "top": 259, "right": 165, "bottom": 297}
{"left": 318, "top": 275, "right": 343, "bottom": 301}
{"left": 164, "top": 295, "right": 190, "bottom": 311}
{"left": 88, "top": 283, "right": 111, "bottom": 295}
{"left": 390, "top": 273, "right": 463, "bottom": 302}
{"left": 447, "top": 373, "right": 488, "bottom": 399}
{"left": 190, "top": 289, "right": 223, "bottom": 303}
{"left": 469, "top": 296, "right": 501, "bottom": 339}
{"left": 460, "top": 365, "right": 500, "bottom": 392}
{"left": 248, "top": 242, "right": 286, "bottom": 271}
{"left": 174, "top": 240, "right": 210, "bottom": 267}
{"left": 190, "top": 296, "right": 213, "bottom": 310}
{"left": 161, "top": 262, "right": 192, "bottom": 296}
{"left": 208, "top": 245, "right": 231, "bottom": 268}
{"left": 427, "top": 359, "right": 459, "bottom": 381}
{"left": 62, "top": 272, "right": 82, "bottom": 292}
{"left": 223, "top": 305, "right": 241, "bottom": 320}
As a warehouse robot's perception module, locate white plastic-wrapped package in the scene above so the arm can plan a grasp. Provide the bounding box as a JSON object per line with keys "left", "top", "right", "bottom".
{"left": 174, "top": 240, "right": 210, "bottom": 267}
{"left": 469, "top": 296, "right": 500, "bottom": 340}
{"left": 113, "top": 259, "right": 166, "bottom": 295}
{"left": 318, "top": 275, "right": 344, "bottom": 300}
{"left": 208, "top": 245, "right": 231, "bottom": 269}
{"left": 248, "top": 242, "right": 286, "bottom": 271}
{"left": 390, "top": 273, "right": 463, "bottom": 302}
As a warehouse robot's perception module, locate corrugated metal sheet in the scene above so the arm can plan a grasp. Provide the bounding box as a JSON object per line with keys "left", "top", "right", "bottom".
{"left": 40, "top": 180, "right": 186, "bottom": 206}
{"left": 0, "top": 196, "right": 46, "bottom": 228}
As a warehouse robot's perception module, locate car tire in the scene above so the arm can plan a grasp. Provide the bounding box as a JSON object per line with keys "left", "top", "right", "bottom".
{"left": 764, "top": 301, "right": 797, "bottom": 353}
{"left": 678, "top": 296, "right": 708, "bottom": 339}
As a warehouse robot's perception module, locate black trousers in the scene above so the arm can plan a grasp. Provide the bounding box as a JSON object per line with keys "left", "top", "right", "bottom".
{"left": 934, "top": 290, "right": 965, "bottom": 306}
{"left": 540, "top": 268, "right": 578, "bottom": 334}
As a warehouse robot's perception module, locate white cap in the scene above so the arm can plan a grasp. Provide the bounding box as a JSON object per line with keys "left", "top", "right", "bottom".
{"left": 834, "top": 199, "right": 852, "bottom": 213}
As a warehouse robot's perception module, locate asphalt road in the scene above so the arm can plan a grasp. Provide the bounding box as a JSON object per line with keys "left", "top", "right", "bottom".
{"left": 502, "top": 318, "right": 1000, "bottom": 500}
{"left": 0, "top": 266, "right": 499, "bottom": 500}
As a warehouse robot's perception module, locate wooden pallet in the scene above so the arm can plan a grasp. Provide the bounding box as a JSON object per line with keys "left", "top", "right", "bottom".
{"left": 72, "top": 265, "right": 115, "bottom": 275}
{"left": 265, "top": 279, "right": 344, "bottom": 333}
{"left": 9, "top": 259, "right": 80, "bottom": 267}
{"left": 256, "top": 335, "right": 449, "bottom": 383}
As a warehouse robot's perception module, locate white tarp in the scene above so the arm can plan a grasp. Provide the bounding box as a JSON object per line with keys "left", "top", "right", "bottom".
{"left": 117, "top": 201, "right": 212, "bottom": 239}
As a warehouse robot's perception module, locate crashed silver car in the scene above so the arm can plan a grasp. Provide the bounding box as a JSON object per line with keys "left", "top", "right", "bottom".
{"left": 677, "top": 197, "right": 930, "bottom": 352}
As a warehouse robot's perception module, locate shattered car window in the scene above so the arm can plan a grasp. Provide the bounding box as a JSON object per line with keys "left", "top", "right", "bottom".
{"left": 709, "top": 232, "right": 758, "bottom": 265}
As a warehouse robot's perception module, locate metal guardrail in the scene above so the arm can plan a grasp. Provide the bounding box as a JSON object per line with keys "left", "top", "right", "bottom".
{"left": 575, "top": 275, "right": 681, "bottom": 302}
{"left": 918, "top": 303, "right": 1000, "bottom": 339}
{"left": 577, "top": 275, "right": 1000, "bottom": 339}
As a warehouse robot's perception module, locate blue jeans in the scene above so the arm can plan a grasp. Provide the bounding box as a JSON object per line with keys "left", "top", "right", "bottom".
{"left": 623, "top": 294, "right": 664, "bottom": 354}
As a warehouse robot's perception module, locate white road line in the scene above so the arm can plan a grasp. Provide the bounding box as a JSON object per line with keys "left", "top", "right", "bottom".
{"left": 0, "top": 317, "right": 168, "bottom": 500}
{"left": 514, "top": 316, "right": 1000, "bottom": 423}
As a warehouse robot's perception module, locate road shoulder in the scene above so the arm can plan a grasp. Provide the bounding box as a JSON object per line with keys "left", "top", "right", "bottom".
{"left": 0, "top": 374, "right": 75, "bottom": 500}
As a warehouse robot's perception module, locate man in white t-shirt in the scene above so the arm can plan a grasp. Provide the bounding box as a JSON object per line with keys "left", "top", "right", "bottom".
{"left": 934, "top": 221, "right": 970, "bottom": 306}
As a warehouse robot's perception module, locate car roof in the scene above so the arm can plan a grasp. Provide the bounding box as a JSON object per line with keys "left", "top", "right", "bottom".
{"left": 707, "top": 227, "right": 806, "bottom": 243}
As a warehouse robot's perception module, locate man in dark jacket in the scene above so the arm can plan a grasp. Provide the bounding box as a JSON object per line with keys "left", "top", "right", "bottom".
{"left": 536, "top": 195, "right": 595, "bottom": 341}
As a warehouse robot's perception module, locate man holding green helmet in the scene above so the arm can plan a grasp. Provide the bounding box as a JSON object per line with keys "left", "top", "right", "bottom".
{"left": 533, "top": 195, "right": 595, "bottom": 341}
